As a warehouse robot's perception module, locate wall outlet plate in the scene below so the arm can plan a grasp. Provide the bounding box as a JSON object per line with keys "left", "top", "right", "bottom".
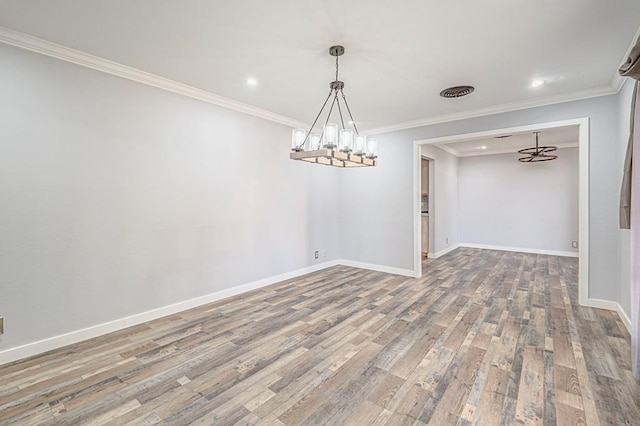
{"left": 572, "top": 241, "right": 578, "bottom": 248}
{"left": 314, "top": 251, "right": 319, "bottom": 259}
{"left": 0, "top": 317, "right": 4, "bottom": 335}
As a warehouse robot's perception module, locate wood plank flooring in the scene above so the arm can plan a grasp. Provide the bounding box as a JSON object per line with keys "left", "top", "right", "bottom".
{"left": 1, "top": 248, "right": 639, "bottom": 425}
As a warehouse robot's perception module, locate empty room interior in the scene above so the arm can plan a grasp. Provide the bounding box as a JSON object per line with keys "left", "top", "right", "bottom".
{"left": 2, "top": 1, "right": 640, "bottom": 425}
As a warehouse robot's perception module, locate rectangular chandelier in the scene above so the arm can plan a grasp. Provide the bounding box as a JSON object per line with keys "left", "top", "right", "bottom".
{"left": 290, "top": 45, "right": 377, "bottom": 168}
{"left": 290, "top": 147, "right": 377, "bottom": 167}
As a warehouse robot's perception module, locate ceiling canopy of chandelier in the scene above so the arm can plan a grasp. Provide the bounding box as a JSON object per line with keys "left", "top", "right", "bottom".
{"left": 517, "top": 131, "right": 558, "bottom": 162}
{"left": 290, "top": 45, "right": 377, "bottom": 168}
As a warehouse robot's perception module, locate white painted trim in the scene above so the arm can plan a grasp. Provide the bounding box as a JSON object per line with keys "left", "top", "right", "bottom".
{"left": 448, "top": 142, "right": 579, "bottom": 158}
{"left": 434, "top": 144, "right": 459, "bottom": 157}
{"left": 0, "top": 26, "right": 306, "bottom": 129}
{"left": 0, "top": 260, "right": 339, "bottom": 366}
{"left": 413, "top": 142, "right": 422, "bottom": 277}
{"left": 0, "top": 25, "right": 632, "bottom": 137}
{"left": 0, "top": 257, "right": 420, "bottom": 366}
{"left": 459, "top": 243, "right": 578, "bottom": 258}
{"left": 577, "top": 118, "right": 590, "bottom": 307}
{"left": 368, "top": 88, "right": 614, "bottom": 135}
{"left": 414, "top": 119, "right": 589, "bottom": 147}
{"left": 413, "top": 117, "right": 590, "bottom": 308}
{"left": 428, "top": 244, "right": 461, "bottom": 259}
{"left": 584, "top": 298, "right": 632, "bottom": 334}
{"left": 616, "top": 304, "right": 632, "bottom": 334}
{"left": 337, "top": 259, "right": 415, "bottom": 277}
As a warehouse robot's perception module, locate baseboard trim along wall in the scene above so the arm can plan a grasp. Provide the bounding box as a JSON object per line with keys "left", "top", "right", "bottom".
{"left": 0, "top": 260, "right": 341, "bottom": 366}
{"left": 459, "top": 243, "right": 579, "bottom": 258}
{"left": 337, "top": 259, "right": 415, "bottom": 278}
{"left": 0, "top": 258, "right": 415, "bottom": 366}
{"left": 584, "top": 298, "right": 632, "bottom": 333}
{"left": 428, "top": 244, "right": 461, "bottom": 259}
{"left": 0, "top": 257, "right": 625, "bottom": 366}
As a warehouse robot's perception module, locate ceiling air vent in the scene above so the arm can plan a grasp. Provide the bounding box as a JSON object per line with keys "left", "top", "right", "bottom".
{"left": 440, "top": 85, "right": 475, "bottom": 98}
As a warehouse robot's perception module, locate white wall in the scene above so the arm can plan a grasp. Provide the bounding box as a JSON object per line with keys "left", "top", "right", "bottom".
{"left": 458, "top": 148, "right": 579, "bottom": 254}
{"left": 420, "top": 145, "right": 459, "bottom": 255}
{"left": 0, "top": 43, "right": 339, "bottom": 354}
{"left": 340, "top": 93, "right": 621, "bottom": 302}
{"left": 337, "top": 133, "right": 414, "bottom": 270}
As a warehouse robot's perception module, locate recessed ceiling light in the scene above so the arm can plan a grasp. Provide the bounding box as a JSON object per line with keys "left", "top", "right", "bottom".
{"left": 246, "top": 77, "right": 258, "bottom": 87}
{"left": 480, "top": 145, "right": 487, "bottom": 150}
{"left": 531, "top": 79, "right": 545, "bottom": 88}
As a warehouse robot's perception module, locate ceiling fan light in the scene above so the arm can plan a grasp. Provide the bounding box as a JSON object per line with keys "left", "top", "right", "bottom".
{"left": 517, "top": 131, "right": 558, "bottom": 162}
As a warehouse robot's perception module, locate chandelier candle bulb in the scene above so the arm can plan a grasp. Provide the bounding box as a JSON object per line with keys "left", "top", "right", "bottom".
{"left": 308, "top": 133, "right": 321, "bottom": 151}
{"left": 339, "top": 129, "right": 354, "bottom": 152}
{"left": 367, "top": 139, "right": 379, "bottom": 159}
{"left": 291, "top": 129, "right": 307, "bottom": 152}
{"left": 354, "top": 135, "right": 367, "bottom": 155}
{"left": 323, "top": 123, "right": 338, "bottom": 149}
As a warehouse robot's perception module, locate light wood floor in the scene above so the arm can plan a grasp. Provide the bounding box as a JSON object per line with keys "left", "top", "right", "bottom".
{"left": 1, "top": 248, "right": 639, "bottom": 425}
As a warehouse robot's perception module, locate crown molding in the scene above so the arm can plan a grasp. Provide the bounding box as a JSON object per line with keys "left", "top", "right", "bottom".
{"left": 0, "top": 25, "right": 636, "bottom": 135}
{"left": 455, "top": 141, "right": 579, "bottom": 158}
{"left": 370, "top": 25, "right": 640, "bottom": 136}
{"left": 433, "top": 144, "right": 459, "bottom": 157}
{"left": 0, "top": 26, "right": 307, "bottom": 129}
{"left": 432, "top": 140, "right": 578, "bottom": 158}
{"left": 365, "top": 86, "right": 616, "bottom": 135}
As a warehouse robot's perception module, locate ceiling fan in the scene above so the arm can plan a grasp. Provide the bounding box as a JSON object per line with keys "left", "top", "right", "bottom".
{"left": 517, "top": 131, "right": 558, "bottom": 162}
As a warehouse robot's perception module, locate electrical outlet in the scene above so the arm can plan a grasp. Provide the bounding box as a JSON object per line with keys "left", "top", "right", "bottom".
{"left": 0, "top": 317, "right": 4, "bottom": 335}
{"left": 445, "top": 238, "right": 449, "bottom": 244}
{"left": 572, "top": 241, "right": 578, "bottom": 248}
{"left": 314, "top": 251, "right": 319, "bottom": 259}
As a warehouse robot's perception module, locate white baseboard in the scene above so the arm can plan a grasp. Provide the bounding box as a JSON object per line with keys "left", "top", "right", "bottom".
{"left": 428, "top": 244, "right": 461, "bottom": 259}
{"left": 0, "top": 258, "right": 420, "bottom": 366}
{"left": 7, "top": 255, "right": 624, "bottom": 367}
{"left": 337, "top": 259, "right": 415, "bottom": 277}
{"left": 458, "top": 243, "right": 579, "bottom": 258}
{"left": 0, "top": 260, "right": 339, "bottom": 366}
{"left": 583, "top": 298, "right": 631, "bottom": 333}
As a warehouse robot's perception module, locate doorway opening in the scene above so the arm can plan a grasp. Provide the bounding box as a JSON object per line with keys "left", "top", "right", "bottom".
{"left": 413, "top": 118, "right": 589, "bottom": 305}
{"left": 420, "top": 156, "right": 433, "bottom": 259}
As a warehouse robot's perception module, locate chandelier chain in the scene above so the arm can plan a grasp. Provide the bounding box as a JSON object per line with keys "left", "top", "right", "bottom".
{"left": 336, "top": 93, "right": 346, "bottom": 129}
{"left": 322, "top": 92, "right": 339, "bottom": 138}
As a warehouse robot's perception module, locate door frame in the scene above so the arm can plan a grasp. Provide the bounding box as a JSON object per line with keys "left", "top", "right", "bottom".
{"left": 412, "top": 117, "right": 590, "bottom": 306}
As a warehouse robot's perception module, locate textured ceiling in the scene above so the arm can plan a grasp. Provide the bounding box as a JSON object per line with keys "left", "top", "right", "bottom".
{"left": 1, "top": 0, "right": 639, "bottom": 131}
